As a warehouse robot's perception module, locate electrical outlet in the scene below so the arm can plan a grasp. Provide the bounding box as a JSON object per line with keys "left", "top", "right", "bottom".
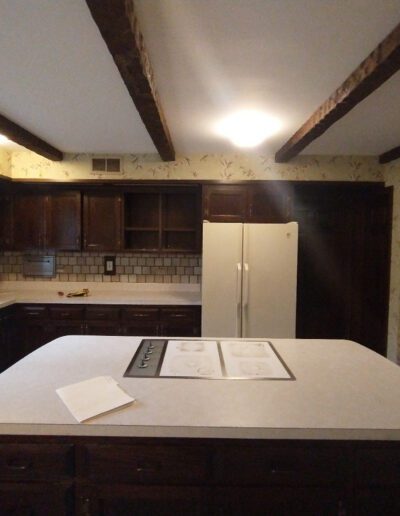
{"left": 104, "top": 256, "right": 116, "bottom": 275}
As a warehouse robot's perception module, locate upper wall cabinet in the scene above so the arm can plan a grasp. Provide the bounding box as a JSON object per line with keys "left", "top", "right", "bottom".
{"left": 202, "top": 184, "right": 292, "bottom": 223}
{"left": 13, "top": 191, "right": 81, "bottom": 252}
{"left": 47, "top": 192, "right": 81, "bottom": 251}
{"left": 124, "top": 187, "right": 201, "bottom": 253}
{"left": 0, "top": 192, "right": 14, "bottom": 251}
{"left": 83, "top": 191, "right": 122, "bottom": 252}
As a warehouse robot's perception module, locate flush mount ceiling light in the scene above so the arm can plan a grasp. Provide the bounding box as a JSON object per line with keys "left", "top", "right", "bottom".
{"left": 215, "top": 110, "right": 282, "bottom": 148}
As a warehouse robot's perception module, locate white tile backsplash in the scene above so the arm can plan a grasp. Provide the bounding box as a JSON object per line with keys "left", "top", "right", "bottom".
{"left": 0, "top": 252, "right": 202, "bottom": 284}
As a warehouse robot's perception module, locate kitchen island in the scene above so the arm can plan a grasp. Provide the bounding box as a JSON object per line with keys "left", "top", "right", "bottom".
{"left": 0, "top": 336, "right": 399, "bottom": 514}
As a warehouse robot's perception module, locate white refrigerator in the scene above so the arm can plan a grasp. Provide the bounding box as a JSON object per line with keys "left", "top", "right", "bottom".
{"left": 201, "top": 222, "right": 298, "bottom": 338}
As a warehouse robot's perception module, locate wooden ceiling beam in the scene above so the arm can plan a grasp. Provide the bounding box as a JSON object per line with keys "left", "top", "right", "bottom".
{"left": 0, "top": 113, "right": 63, "bottom": 161}
{"left": 379, "top": 145, "right": 400, "bottom": 164}
{"left": 86, "top": 0, "right": 175, "bottom": 162}
{"left": 275, "top": 22, "right": 400, "bottom": 163}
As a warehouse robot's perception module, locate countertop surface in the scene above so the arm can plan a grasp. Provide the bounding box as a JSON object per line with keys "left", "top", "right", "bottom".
{"left": 0, "top": 281, "right": 201, "bottom": 307}
{"left": 0, "top": 336, "right": 399, "bottom": 440}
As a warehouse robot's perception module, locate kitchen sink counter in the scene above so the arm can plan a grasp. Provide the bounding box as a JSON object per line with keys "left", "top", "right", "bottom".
{"left": 0, "top": 281, "right": 201, "bottom": 308}
{"left": 0, "top": 335, "right": 399, "bottom": 441}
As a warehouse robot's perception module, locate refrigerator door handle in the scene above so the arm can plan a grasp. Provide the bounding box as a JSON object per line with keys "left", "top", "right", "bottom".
{"left": 236, "top": 263, "right": 242, "bottom": 337}
{"left": 243, "top": 263, "right": 249, "bottom": 306}
{"left": 242, "top": 263, "right": 249, "bottom": 337}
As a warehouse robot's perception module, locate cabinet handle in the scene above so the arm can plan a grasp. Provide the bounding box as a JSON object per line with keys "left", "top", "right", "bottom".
{"left": 87, "top": 244, "right": 99, "bottom": 248}
{"left": 6, "top": 458, "right": 31, "bottom": 471}
{"left": 169, "top": 314, "right": 187, "bottom": 318}
{"left": 132, "top": 313, "right": 150, "bottom": 318}
{"left": 26, "top": 312, "right": 41, "bottom": 317}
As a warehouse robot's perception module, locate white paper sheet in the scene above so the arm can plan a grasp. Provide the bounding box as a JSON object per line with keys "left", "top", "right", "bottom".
{"left": 220, "top": 341, "right": 291, "bottom": 379}
{"left": 56, "top": 376, "right": 134, "bottom": 422}
{"left": 160, "top": 340, "right": 223, "bottom": 378}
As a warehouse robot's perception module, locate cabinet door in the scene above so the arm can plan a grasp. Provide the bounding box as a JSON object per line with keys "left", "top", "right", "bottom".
{"left": 0, "top": 482, "right": 73, "bottom": 516}
{"left": 83, "top": 192, "right": 122, "bottom": 251}
{"left": 13, "top": 193, "right": 45, "bottom": 250}
{"left": 203, "top": 185, "right": 248, "bottom": 222}
{"left": 77, "top": 485, "right": 209, "bottom": 516}
{"left": 356, "top": 488, "right": 400, "bottom": 516}
{"left": 85, "top": 321, "right": 121, "bottom": 336}
{"left": 213, "top": 487, "right": 347, "bottom": 516}
{"left": 0, "top": 193, "right": 13, "bottom": 250}
{"left": 18, "top": 305, "right": 49, "bottom": 358}
{"left": 248, "top": 183, "right": 292, "bottom": 223}
{"left": 0, "top": 307, "right": 17, "bottom": 371}
{"left": 47, "top": 321, "right": 85, "bottom": 342}
{"left": 47, "top": 191, "right": 81, "bottom": 251}
{"left": 293, "top": 187, "right": 353, "bottom": 340}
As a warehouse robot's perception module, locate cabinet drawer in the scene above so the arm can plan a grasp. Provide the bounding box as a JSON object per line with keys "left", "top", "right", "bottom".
{"left": 86, "top": 306, "right": 120, "bottom": 321}
{"left": 48, "top": 305, "right": 85, "bottom": 320}
{"left": 0, "top": 443, "right": 74, "bottom": 481}
{"left": 356, "top": 447, "right": 400, "bottom": 485}
{"left": 213, "top": 445, "right": 348, "bottom": 486}
{"left": 19, "top": 305, "right": 48, "bottom": 319}
{"left": 81, "top": 444, "right": 208, "bottom": 484}
{"left": 160, "top": 307, "right": 197, "bottom": 323}
{"left": 122, "top": 307, "right": 159, "bottom": 322}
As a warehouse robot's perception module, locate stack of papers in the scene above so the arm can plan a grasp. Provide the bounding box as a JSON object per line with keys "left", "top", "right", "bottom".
{"left": 56, "top": 376, "right": 134, "bottom": 423}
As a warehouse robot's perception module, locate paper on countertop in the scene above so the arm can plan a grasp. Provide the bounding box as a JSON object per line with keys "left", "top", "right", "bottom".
{"left": 56, "top": 376, "right": 134, "bottom": 423}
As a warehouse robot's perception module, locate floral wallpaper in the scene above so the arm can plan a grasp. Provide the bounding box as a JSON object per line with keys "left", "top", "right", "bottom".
{"left": 0, "top": 149, "right": 11, "bottom": 177}
{"left": 5, "top": 150, "right": 400, "bottom": 362}
{"left": 10, "top": 151, "right": 384, "bottom": 182}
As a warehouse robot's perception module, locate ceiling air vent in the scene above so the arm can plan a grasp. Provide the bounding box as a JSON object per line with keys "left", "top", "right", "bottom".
{"left": 92, "top": 158, "right": 120, "bottom": 172}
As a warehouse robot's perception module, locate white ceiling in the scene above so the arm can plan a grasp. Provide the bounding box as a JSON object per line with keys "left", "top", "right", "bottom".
{"left": 0, "top": 0, "right": 400, "bottom": 158}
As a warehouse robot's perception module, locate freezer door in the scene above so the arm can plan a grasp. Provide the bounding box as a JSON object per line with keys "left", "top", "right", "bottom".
{"left": 242, "top": 222, "right": 298, "bottom": 338}
{"left": 201, "top": 222, "right": 243, "bottom": 337}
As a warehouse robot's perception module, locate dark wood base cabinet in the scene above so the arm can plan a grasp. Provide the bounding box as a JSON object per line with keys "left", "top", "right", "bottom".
{"left": 0, "top": 437, "right": 398, "bottom": 516}
{"left": 0, "top": 304, "right": 201, "bottom": 372}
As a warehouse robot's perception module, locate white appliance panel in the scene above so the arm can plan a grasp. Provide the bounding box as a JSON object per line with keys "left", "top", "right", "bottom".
{"left": 242, "top": 222, "right": 298, "bottom": 338}
{"left": 201, "top": 223, "right": 243, "bottom": 337}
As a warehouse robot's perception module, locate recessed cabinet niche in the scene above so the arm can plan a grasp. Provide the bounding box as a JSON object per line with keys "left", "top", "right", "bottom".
{"left": 13, "top": 191, "right": 81, "bottom": 251}
{"left": 124, "top": 187, "right": 201, "bottom": 253}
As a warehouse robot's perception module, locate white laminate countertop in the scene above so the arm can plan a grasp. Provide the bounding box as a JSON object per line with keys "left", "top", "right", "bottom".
{"left": 0, "top": 336, "right": 399, "bottom": 441}
{"left": 0, "top": 281, "right": 201, "bottom": 308}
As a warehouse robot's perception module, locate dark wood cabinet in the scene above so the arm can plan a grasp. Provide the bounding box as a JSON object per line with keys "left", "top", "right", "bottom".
{"left": 124, "top": 187, "right": 201, "bottom": 252}
{"left": 0, "top": 441, "right": 74, "bottom": 515}
{"left": 0, "top": 193, "right": 13, "bottom": 250}
{"left": 160, "top": 307, "right": 201, "bottom": 337}
{"left": 203, "top": 183, "right": 292, "bottom": 223}
{"left": 122, "top": 307, "right": 160, "bottom": 336}
{"left": 1, "top": 436, "right": 397, "bottom": 516}
{"left": 13, "top": 190, "right": 81, "bottom": 251}
{"left": 203, "top": 185, "right": 248, "bottom": 222}
{"left": 13, "top": 192, "right": 46, "bottom": 251}
{"left": 47, "top": 191, "right": 81, "bottom": 251}
{"left": 77, "top": 484, "right": 208, "bottom": 516}
{"left": 0, "top": 306, "right": 16, "bottom": 372}
{"left": 202, "top": 181, "right": 392, "bottom": 356}
{"left": 293, "top": 183, "right": 392, "bottom": 355}
{"left": 0, "top": 482, "right": 73, "bottom": 516}
{"left": 12, "top": 303, "right": 201, "bottom": 366}
{"left": 83, "top": 191, "right": 122, "bottom": 251}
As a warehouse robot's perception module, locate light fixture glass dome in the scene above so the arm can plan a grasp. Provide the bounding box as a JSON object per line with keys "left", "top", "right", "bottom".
{"left": 215, "top": 110, "right": 281, "bottom": 148}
